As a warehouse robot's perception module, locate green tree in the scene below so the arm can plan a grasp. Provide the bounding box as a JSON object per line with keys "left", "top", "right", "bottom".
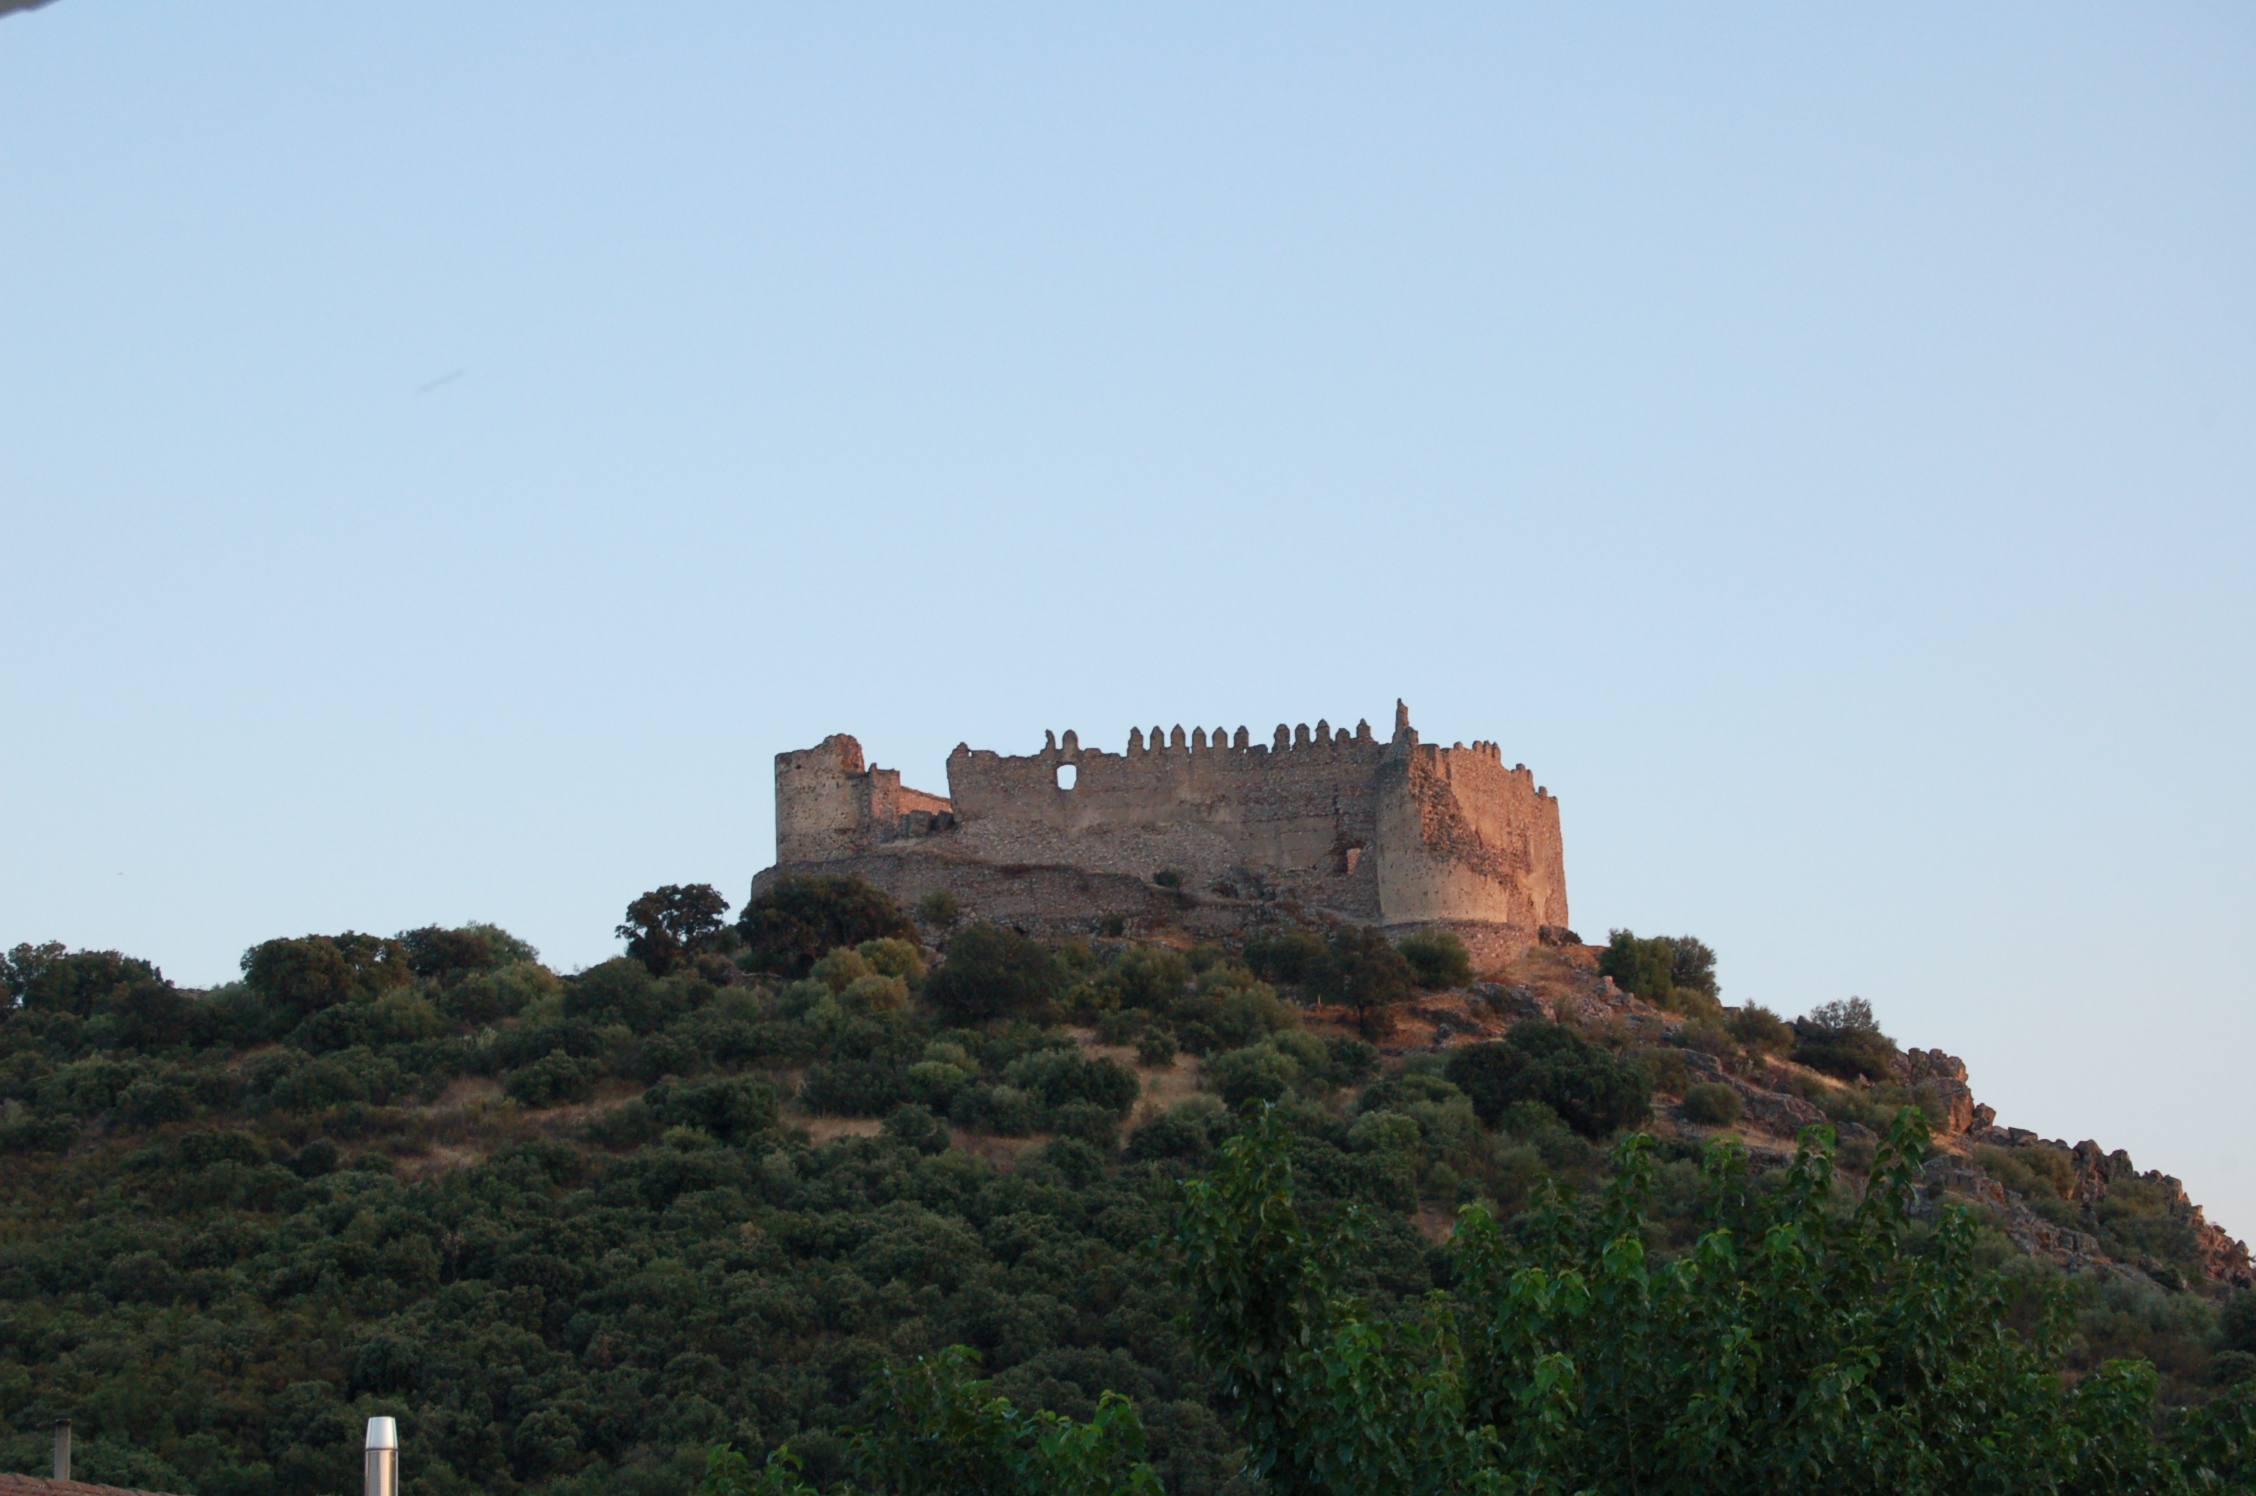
{"left": 1443, "top": 1022, "right": 1650, "bottom": 1139}
{"left": 3, "top": 947, "right": 190, "bottom": 1050}
{"left": 1310, "top": 926, "right": 1414, "bottom": 1039}
{"left": 241, "top": 932, "right": 415, "bottom": 1027}
{"left": 1243, "top": 931, "right": 1327, "bottom": 985}
{"left": 1396, "top": 930, "right": 1474, "bottom": 990}
{"left": 924, "top": 924, "right": 1062, "bottom": 1024}
{"left": 739, "top": 875, "right": 917, "bottom": 977}
{"left": 395, "top": 922, "right": 537, "bottom": 982}
{"left": 701, "top": 1346, "right": 1162, "bottom": 1496}
{"left": 1792, "top": 996, "right": 1901, "bottom": 1081}
{"left": 617, "top": 883, "right": 733, "bottom": 976}
{"left": 1598, "top": 930, "right": 1718, "bottom": 1011}
{"left": 1171, "top": 1105, "right": 2256, "bottom": 1496}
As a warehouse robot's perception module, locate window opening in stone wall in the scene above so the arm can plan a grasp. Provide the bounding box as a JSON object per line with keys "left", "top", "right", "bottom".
{"left": 1056, "top": 763, "right": 1078, "bottom": 790}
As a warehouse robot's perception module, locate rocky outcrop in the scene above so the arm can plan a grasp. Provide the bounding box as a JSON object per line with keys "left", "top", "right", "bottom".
{"left": 1916, "top": 1156, "right": 2109, "bottom": 1272}
{"left": 1958, "top": 1130, "right": 2256, "bottom": 1290}
{"left": 2067, "top": 1141, "right": 2255, "bottom": 1288}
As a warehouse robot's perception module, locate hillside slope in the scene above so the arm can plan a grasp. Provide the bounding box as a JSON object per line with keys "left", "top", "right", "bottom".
{"left": 0, "top": 894, "right": 2247, "bottom": 1495}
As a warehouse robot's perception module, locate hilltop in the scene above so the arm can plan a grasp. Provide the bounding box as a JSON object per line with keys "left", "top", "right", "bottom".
{"left": 0, "top": 878, "right": 2248, "bottom": 1496}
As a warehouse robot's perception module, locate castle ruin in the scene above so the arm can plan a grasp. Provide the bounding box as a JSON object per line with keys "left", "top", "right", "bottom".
{"left": 754, "top": 702, "right": 1568, "bottom": 961}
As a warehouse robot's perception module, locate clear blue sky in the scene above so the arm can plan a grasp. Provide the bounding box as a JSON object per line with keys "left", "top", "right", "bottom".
{"left": 4, "top": 5, "right": 2251, "bottom": 1234}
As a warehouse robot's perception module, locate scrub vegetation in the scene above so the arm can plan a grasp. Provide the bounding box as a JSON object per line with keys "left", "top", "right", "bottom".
{"left": 0, "top": 884, "right": 2246, "bottom": 1495}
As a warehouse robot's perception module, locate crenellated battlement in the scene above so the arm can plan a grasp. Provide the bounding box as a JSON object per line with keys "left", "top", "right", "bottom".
{"left": 759, "top": 701, "right": 1568, "bottom": 947}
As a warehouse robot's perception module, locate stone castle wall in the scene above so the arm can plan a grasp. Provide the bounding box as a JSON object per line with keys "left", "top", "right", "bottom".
{"left": 756, "top": 703, "right": 1568, "bottom": 953}
{"left": 948, "top": 718, "right": 1386, "bottom": 878}
{"left": 1376, "top": 739, "right": 1568, "bottom": 929}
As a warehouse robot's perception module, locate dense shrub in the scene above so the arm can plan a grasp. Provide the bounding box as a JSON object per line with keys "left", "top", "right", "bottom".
{"left": 1167, "top": 966, "right": 1298, "bottom": 1055}
{"left": 1164, "top": 1107, "right": 2256, "bottom": 1496}
{"left": 1441, "top": 1022, "right": 1650, "bottom": 1139}
{"left": 1598, "top": 929, "right": 1720, "bottom": 1014}
{"left": 1793, "top": 996, "right": 1901, "bottom": 1081}
{"left": 241, "top": 933, "right": 416, "bottom": 1025}
{"left": 1242, "top": 931, "right": 1327, "bottom": 986}
{"left": 617, "top": 883, "right": 733, "bottom": 976}
{"left": 1725, "top": 1002, "right": 1795, "bottom": 1057}
{"left": 1002, "top": 1048, "right": 1139, "bottom": 1116}
{"left": 3, "top": 946, "right": 193, "bottom": 1050}
{"left": 396, "top": 923, "right": 537, "bottom": 982}
{"left": 925, "top": 925, "right": 1063, "bottom": 1024}
{"left": 738, "top": 876, "right": 916, "bottom": 978}
{"left": 1679, "top": 1081, "right": 1743, "bottom": 1126}
{"left": 1204, "top": 1045, "right": 1300, "bottom": 1111}
{"left": 1126, "top": 1098, "right": 1228, "bottom": 1163}
{"left": 881, "top": 1103, "right": 951, "bottom": 1155}
{"left": 439, "top": 958, "right": 558, "bottom": 1025}
{"left": 1395, "top": 930, "right": 1473, "bottom": 990}
{"left": 643, "top": 1075, "right": 776, "bottom": 1143}
{"left": 798, "top": 1060, "right": 909, "bottom": 1117}
{"left": 1307, "top": 926, "right": 1414, "bottom": 1039}
{"left": 1105, "top": 946, "right": 1193, "bottom": 1011}
{"left": 504, "top": 1050, "right": 602, "bottom": 1108}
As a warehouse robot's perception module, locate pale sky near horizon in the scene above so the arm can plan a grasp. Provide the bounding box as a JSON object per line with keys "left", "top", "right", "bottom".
{"left": 4, "top": 5, "right": 2252, "bottom": 1236}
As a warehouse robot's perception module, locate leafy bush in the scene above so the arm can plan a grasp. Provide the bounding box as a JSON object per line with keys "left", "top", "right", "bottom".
{"left": 1395, "top": 930, "right": 1473, "bottom": 990}
{"left": 1105, "top": 946, "right": 1193, "bottom": 1011}
{"left": 1598, "top": 929, "right": 1720, "bottom": 1014}
{"left": 1125, "top": 1098, "right": 1227, "bottom": 1163}
{"left": 644, "top": 1075, "right": 776, "bottom": 1144}
{"left": 948, "top": 1083, "right": 1038, "bottom": 1136}
{"left": 739, "top": 875, "right": 916, "bottom": 978}
{"left": 856, "top": 937, "right": 929, "bottom": 988}
{"left": 241, "top": 933, "right": 416, "bottom": 1027}
{"left": 1242, "top": 931, "right": 1328, "bottom": 986}
{"left": 1167, "top": 966, "right": 1298, "bottom": 1055}
{"left": 1725, "top": 1002, "right": 1794, "bottom": 1057}
{"left": 1307, "top": 926, "right": 1414, "bottom": 1039}
{"left": 440, "top": 958, "right": 558, "bottom": 1025}
{"left": 2223, "top": 1290, "right": 2256, "bottom": 1355}
{"left": 5, "top": 946, "right": 194, "bottom": 1050}
{"left": 1134, "top": 1028, "right": 1178, "bottom": 1068}
{"left": 1205, "top": 1045, "right": 1301, "bottom": 1111}
{"left": 1679, "top": 1080, "right": 1743, "bottom": 1126}
{"left": 395, "top": 923, "right": 538, "bottom": 983}
{"left": 799, "top": 1060, "right": 909, "bottom": 1117}
{"left": 882, "top": 1103, "right": 951, "bottom": 1155}
{"left": 505, "top": 1050, "right": 602, "bottom": 1108}
{"left": 1441, "top": 1022, "right": 1651, "bottom": 1139}
{"left": 1793, "top": 996, "right": 1901, "bottom": 1081}
{"left": 925, "top": 925, "right": 1063, "bottom": 1025}
{"left": 1002, "top": 1048, "right": 1139, "bottom": 1117}
{"left": 616, "top": 884, "right": 733, "bottom": 977}
{"left": 1168, "top": 1107, "right": 2256, "bottom": 1495}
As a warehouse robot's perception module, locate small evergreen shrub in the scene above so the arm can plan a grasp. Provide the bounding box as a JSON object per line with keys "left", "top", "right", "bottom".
{"left": 505, "top": 1051, "right": 601, "bottom": 1109}
{"left": 925, "top": 925, "right": 1063, "bottom": 1024}
{"left": 1396, "top": 930, "right": 1474, "bottom": 989}
{"left": 1242, "top": 931, "right": 1327, "bottom": 985}
{"left": 1793, "top": 997, "right": 1901, "bottom": 1081}
{"left": 882, "top": 1103, "right": 951, "bottom": 1155}
{"left": 1680, "top": 1081, "right": 1743, "bottom": 1126}
{"left": 1442, "top": 1023, "right": 1651, "bottom": 1139}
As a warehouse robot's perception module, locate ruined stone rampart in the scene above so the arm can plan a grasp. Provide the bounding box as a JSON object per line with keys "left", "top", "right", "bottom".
{"left": 949, "top": 719, "right": 1385, "bottom": 877}
{"left": 1377, "top": 738, "right": 1567, "bottom": 930}
{"left": 755, "top": 702, "right": 1569, "bottom": 956}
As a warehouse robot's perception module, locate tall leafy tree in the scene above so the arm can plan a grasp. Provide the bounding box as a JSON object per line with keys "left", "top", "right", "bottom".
{"left": 1169, "top": 1106, "right": 2256, "bottom": 1495}
{"left": 618, "top": 883, "right": 732, "bottom": 976}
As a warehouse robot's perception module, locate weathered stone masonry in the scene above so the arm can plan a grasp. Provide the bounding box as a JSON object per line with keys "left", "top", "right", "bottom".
{"left": 756, "top": 702, "right": 1568, "bottom": 954}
